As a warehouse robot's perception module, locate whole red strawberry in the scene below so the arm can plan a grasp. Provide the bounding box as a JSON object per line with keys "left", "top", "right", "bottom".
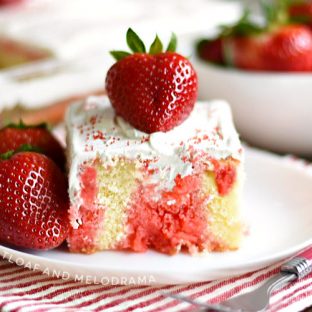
{"left": 0, "top": 121, "right": 66, "bottom": 170}
{"left": 225, "top": 36, "right": 265, "bottom": 71}
{"left": 105, "top": 29, "right": 198, "bottom": 133}
{"left": 262, "top": 24, "right": 312, "bottom": 71}
{"left": 228, "top": 24, "right": 312, "bottom": 71}
{"left": 0, "top": 149, "right": 69, "bottom": 250}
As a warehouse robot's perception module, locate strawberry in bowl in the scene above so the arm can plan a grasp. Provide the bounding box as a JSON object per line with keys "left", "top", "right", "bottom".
{"left": 196, "top": 4, "right": 312, "bottom": 72}
{"left": 194, "top": 1, "right": 312, "bottom": 156}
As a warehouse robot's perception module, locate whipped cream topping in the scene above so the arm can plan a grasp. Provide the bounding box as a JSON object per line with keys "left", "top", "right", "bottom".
{"left": 66, "top": 95, "right": 242, "bottom": 201}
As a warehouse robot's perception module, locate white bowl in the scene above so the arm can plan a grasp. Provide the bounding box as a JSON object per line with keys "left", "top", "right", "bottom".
{"left": 194, "top": 58, "right": 312, "bottom": 157}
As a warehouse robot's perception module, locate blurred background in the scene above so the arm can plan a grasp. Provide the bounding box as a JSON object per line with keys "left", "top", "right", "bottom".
{"left": 1, "top": 0, "right": 312, "bottom": 157}
{"left": 0, "top": 0, "right": 242, "bottom": 110}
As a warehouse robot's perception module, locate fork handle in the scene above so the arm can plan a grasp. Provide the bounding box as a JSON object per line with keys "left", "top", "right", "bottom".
{"left": 281, "top": 247, "right": 312, "bottom": 279}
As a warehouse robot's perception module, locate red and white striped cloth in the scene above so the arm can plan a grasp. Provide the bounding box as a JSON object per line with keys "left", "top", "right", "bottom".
{"left": 0, "top": 253, "right": 311, "bottom": 312}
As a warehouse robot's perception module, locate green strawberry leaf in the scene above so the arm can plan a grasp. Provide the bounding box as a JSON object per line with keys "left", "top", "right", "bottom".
{"left": 0, "top": 144, "right": 43, "bottom": 160}
{"left": 110, "top": 50, "right": 131, "bottom": 61}
{"left": 17, "top": 144, "right": 43, "bottom": 153}
{"left": 290, "top": 14, "right": 312, "bottom": 24}
{"left": 262, "top": 0, "right": 276, "bottom": 24}
{"left": 261, "top": 0, "right": 288, "bottom": 27}
{"left": 149, "top": 35, "right": 163, "bottom": 54}
{"left": 110, "top": 29, "right": 183, "bottom": 62}
{"left": 4, "top": 120, "right": 47, "bottom": 130}
{"left": 166, "top": 33, "right": 177, "bottom": 52}
{"left": 126, "top": 28, "right": 146, "bottom": 53}
{"left": 220, "top": 9, "right": 263, "bottom": 37}
{"left": 0, "top": 150, "right": 14, "bottom": 160}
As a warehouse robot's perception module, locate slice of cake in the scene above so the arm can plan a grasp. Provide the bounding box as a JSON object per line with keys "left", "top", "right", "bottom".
{"left": 66, "top": 29, "right": 244, "bottom": 255}
{"left": 66, "top": 95, "right": 243, "bottom": 254}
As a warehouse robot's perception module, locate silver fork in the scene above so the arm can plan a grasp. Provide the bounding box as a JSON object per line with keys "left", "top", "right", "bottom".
{"left": 164, "top": 247, "right": 312, "bottom": 312}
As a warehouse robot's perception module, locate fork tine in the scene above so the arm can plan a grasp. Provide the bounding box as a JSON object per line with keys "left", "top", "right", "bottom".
{"left": 161, "top": 292, "right": 239, "bottom": 312}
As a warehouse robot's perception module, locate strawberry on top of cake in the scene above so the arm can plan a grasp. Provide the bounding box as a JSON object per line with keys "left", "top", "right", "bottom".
{"left": 66, "top": 29, "right": 244, "bottom": 255}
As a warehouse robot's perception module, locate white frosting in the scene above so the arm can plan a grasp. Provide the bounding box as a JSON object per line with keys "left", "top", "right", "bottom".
{"left": 66, "top": 95, "right": 242, "bottom": 201}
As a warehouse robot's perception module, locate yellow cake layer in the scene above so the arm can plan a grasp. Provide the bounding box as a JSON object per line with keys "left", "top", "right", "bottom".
{"left": 68, "top": 157, "right": 243, "bottom": 254}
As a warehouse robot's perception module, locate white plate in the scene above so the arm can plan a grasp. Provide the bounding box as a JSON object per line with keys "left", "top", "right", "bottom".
{"left": 1, "top": 148, "right": 312, "bottom": 285}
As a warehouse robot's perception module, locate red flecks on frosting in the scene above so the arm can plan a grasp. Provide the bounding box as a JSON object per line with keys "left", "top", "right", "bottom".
{"left": 93, "top": 130, "right": 106, "bottom": 140}
{"left": 215, "top": 126, "right": 224, "bottom": 140}
{"left": 89, "top": 116, "right": 97, "bottom": 125}
{"left": 140, "top": 136, "right": 150, "bottom": 144}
